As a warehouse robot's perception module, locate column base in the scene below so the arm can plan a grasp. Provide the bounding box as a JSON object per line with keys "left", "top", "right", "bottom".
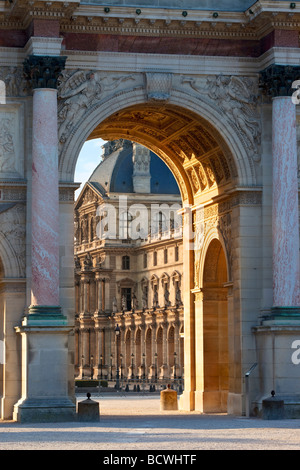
{"left": 253, "top": 323, "right": 300, "bottom": 418}
{"left": 25, "top": 305, "right": 67, "bottom": 325}
{"left": 264, "top": 306, "right": 300, "bottom": 325}
{"left": 13, "top": 398, "right": 76, "bottom": 423}
{"left": 14, "top": 307, "right": 75, "bottom": 423}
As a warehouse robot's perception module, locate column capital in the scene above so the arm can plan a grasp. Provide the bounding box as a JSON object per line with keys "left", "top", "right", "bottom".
{"left": 23, "top": 55, "right": 66, "bottom": 90}
{"left": 259, "top": 64, "right": 300, "bottom": 98}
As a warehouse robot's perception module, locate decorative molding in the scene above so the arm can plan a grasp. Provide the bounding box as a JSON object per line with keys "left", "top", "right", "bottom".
{"left": 23, "top": 55, "right": 67, "bottom": 90}
{"left": 259, "top": 64, "right": 300, "bottom": 98}
{"left": 145, "top": 72, "right": 172, "bottom": 102}
{"left": 0, "top": 184, "right": 26, "bottom": 202}
{"left": 24, "top": 37, "right": 63, "bottom": 57}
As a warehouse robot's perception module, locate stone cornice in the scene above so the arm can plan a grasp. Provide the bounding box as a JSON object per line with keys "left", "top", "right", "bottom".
{"left": 1, "top": 45, "right": 300, "bottom": 77}
{"left": 2, "top": 0, "right": 300, "bottom": 41}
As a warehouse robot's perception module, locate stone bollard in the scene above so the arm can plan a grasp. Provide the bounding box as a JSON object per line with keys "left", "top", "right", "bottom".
{"left": 77, "top": 393, "right": 100, "bottom": 422}
{"left": 160, "top": 384, "right": 178, "bottom": 411}
{"left": 262, "top": 390, "right": 284, "bottom": 420}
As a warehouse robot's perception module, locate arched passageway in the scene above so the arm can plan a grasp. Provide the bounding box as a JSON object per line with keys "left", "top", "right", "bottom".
{"left": 64, "top": 97, "right": 243, "bottom": 412}
{"left": 202, "top": 238, "right": 228, "bottom": 413}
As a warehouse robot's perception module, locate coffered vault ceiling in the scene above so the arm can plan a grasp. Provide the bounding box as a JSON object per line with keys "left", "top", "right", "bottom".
{"left": 87, "top": 104, "right": 236, "bottom": 200}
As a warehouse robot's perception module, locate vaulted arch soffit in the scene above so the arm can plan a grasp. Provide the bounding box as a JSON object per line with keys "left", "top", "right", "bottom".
{"left": 58, "top": 70, "right": 260, "bottom": 204}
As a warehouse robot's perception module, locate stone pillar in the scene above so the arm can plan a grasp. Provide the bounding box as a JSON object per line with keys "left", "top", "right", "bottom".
{"left": 95, "top": 273, "right": 103, "bottom": 313}
{"left": 13, "top": 55, "right": 76, "bottom": 422}
{"left": 260, "top": 65, "right": 300, "bottom": 320}
{"left": 161, "top": 320, "right": 168, "bottom": 379}
{"left": 178, "top": 205, "right": 195, "bottom": 410}
{"left": 174, "top": 317, "right": 180, "bottom": 378}
{"left": 253, "top": 66, "right": 300, "bottom": 417}
{"left": 81, "top": 275, "right": 89, "bottom": 315}
{"left": 272, "top": 97, "right": 300, "bottom": 314}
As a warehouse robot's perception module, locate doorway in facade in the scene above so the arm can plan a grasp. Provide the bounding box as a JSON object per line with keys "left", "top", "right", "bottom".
{"left": 203, "top": 238, "right": 229, "bottom": 413}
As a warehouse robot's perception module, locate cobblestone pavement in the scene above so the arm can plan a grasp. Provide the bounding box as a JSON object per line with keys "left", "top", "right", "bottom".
{"left": 0, "top": 394, "right": 300, "bottom": 451}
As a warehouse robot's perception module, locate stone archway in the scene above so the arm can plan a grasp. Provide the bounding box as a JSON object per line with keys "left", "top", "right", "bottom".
{"left": 10, "top": 60, "right": 263, "bottom": 420}
{"left": 202, "top": 238, "right": 228, "bottom": 413}
{"left": 56, "top": 77, "right": 260, "bottom": 412}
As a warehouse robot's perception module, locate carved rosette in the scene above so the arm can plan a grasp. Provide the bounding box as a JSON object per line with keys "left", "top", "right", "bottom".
{"left": 23, "top": 55, "right": 67, "bottom": 90}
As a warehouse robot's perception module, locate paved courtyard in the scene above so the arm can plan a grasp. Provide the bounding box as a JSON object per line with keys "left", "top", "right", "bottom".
{"left": 0, "top": 394, "right": 300, "bottom": 451}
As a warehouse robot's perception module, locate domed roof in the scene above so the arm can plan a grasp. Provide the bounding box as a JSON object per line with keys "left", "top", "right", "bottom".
{"left": 88, "top": 139, "right": 180, "bottom": 195}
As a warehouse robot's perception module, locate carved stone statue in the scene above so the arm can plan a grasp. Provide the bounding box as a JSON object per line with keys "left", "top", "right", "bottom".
{"left": 131, "top": 292, "right": 138, "bottom": 311}
{"left": 152, "top": 286, "right": 159, "bottom": 308}
{"left": 112, "top": 297, "right": 118, "bottom": 313}
{"left": 122, "top": 295, "right": 127, "bottom": 311}
{"left": 142, "top": 287, "right": 148, "bottom": 310}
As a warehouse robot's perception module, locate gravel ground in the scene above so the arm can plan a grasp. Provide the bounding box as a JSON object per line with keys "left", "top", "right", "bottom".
{"left": 0, "top": 394, "right": 300, "bottom": 452}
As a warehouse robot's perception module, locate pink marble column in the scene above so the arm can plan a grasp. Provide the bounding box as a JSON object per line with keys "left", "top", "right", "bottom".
{"left": 30, "top": 88, "right": 60, "bottom": 307}
{"left": 272, "top": 96, "right": 300, "bottom": 309}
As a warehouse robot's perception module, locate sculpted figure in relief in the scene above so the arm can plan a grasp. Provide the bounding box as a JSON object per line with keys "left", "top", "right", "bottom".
{"left": 57, "top": 70, "right": 136, "bottom": 143}
{"left": 182, "top": 74, "right": 261, "bottom": 162}
{"left": 0, "top": 118, "right": 16, "bottom": 173}
{"left": 0, "top": 204, "right": 26, "bottom": 276}
{"left": 0, "top": 67, "right": 28, "bottom": 97}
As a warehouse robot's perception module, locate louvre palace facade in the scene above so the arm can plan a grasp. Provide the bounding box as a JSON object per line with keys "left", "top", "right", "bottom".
{"left": 0, "top": 0, "right": 299, "bottom": 422}
{"left": 74, "top": 139, "right": 184, "bottom": 383}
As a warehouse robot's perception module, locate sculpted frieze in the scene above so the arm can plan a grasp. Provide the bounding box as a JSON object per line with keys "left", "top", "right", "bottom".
{"left": 0, "top": 106, "right": 24, "bottom": 178}
{"left": 0, "top": 67, "right": 28, "bottom": 98}
{"left": 57, "top": 70, "right": 138, "bottom": 143}
{"left": 181, "top": 74, "right": 261, "bottom": 163}
{"left": 0, "top": 117, "right": 16, "bottom": 174}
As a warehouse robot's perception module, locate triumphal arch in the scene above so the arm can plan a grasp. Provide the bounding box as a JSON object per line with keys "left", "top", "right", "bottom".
{"left": 0, "top": 0, "right": 299, "bottom": 421}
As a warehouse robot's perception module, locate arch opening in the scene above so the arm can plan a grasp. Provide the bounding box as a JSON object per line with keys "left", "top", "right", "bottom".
{"left": 202, "top": 238, "right": 229, "bottom": 413}
{"left": 83, "top": 103, "right": 238, "bottom": 206}
{"left": 71, "top": 98, "right": 238, "bottom": 410}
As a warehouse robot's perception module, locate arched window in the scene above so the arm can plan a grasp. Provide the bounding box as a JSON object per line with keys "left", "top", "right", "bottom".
{"left": 122, "top": 255, "right": 130, "bottom": 270}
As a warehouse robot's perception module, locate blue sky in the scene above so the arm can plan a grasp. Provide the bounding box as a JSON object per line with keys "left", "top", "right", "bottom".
{"left": 74, "top": 137, "right": 106, "bottom": 198}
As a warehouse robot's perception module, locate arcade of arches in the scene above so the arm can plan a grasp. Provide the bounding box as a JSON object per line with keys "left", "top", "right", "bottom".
{"left": 0, "top": 0, "right": 299, "bottom": 422}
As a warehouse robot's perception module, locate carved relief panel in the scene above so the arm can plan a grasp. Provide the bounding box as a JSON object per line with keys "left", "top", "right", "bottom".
{"left": 0, "top": 104, "right": 24, "bottom": 179}
{"left": 0, "top": 203, "right": 26, "bottom": 277}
